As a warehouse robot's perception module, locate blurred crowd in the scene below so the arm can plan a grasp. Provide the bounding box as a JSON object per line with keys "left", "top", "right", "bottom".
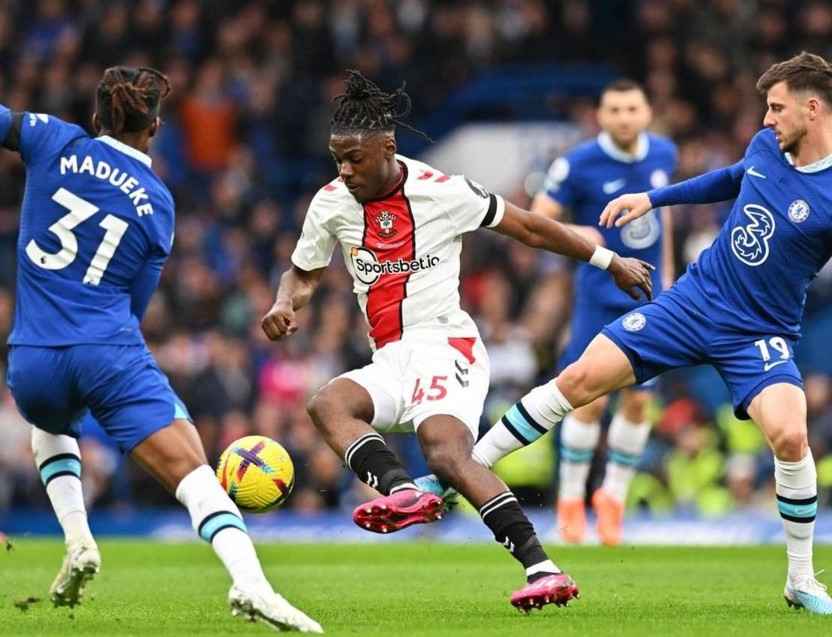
{"left": 3, "top": 0, "right": 832, "bottom": 519}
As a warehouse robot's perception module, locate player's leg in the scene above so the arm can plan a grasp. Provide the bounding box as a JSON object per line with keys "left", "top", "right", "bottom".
{"left": 746, "top": 383, "right": 832, "bottom": 614}
{"left": 417, "top": 415, "right": 578, "bottom": 610}
{"left": 31, "top": 426, "right": 100, "bottom": 606}
{"left": 593, "top": 387, "right": 653, "bottom": 546}
{"left": 309, "top": 348, "right": 445, "bottom": 532}
{"left": 307, "top": 377, "right": 420, "bottom": 497}
{"left": 82, "top": 344, "right": 321, "bottom": 631}
{"left": 473, "top": 333, "right": 637, "bottom": 468}
{"left": 557, "top": 397, "right": 607, "bottom": 544}
{"left": 473, "top": 301, "right": 701, "bottom": 471}
{"left": 130, "top": 420, "right": 321, "bottom": 632}
{"left": 7, "top": 346, "right": 100, "bottom": 606}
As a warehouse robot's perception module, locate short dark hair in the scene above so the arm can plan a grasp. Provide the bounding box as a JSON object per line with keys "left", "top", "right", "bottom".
{"left": 330, "top": 69, "right": 428, "bottom": 140}
{"left": 601, "top": 78, "right": 648, "bottom": 100}
{"left": 756, "top": 52, "right": 832, "bottom": 106}
{"left": 96, "top": 66, "right": 171, "bottom": 135}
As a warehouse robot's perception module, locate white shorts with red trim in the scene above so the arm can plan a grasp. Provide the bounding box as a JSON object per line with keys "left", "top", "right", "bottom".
{"left": 338, "top": 336, "right": 490, "bottom": 439}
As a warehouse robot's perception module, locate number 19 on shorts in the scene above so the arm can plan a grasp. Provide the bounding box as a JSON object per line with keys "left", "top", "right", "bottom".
{"left": 754, "top": 336, "right": 791, "bottom": 371}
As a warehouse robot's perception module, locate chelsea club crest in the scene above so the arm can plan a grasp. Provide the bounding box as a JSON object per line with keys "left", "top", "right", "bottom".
{"left": 788, "top": 199, "right": 810, "bottom": 223}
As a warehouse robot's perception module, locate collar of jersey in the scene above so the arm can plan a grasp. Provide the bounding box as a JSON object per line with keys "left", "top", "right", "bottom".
{"left": 784, "top": 150, "right": 832, "bottom": 173}
{"left": 97, "top": 135, "right": 152, "bottom": 167}
{"left": 597, "top": 131, "right": 649, "bottom": 163}
{"left": 362, "top": 160, "right": 408, "bottom": 202}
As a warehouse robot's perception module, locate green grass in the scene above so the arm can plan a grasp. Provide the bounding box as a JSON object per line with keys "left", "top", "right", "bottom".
{"left": 1, "top": 540, "right": 831, "bottom": 636}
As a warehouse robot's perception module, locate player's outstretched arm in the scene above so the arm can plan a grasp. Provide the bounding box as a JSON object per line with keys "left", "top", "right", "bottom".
{"left": 600, "top": 161, "right": 746, "bottom": 228}
{"left": 261, "top": 265, "right": 325, "bottom": 340}
{"left": 493, "top": 202, "right": 653, "bottom": 300}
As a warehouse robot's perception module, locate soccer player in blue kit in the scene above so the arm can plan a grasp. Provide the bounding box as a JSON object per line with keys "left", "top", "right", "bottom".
{"left": 2, "top": 67, "right": 321, "bottom": 632}
{"left": 531, "top": 79, "right": 677, "bottom": 546}
{"left": 468, "top": 52, "right": 832, "bottom": 614}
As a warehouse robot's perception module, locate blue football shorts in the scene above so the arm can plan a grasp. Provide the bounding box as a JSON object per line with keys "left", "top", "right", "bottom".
{"left": 601, "top": 295, "right": 803, "bottom": 419}
{"left": 559, "top": 301, "right": 658, "bottom": 391}
{"left": 7, "top": 343, "right": 191, "bottom": 452}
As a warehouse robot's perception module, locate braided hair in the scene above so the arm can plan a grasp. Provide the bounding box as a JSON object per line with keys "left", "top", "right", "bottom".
{"left": 95, "top": 66, "right": 171, "bottom": 136}
{"left": 330, "top": 70, "right": 429, "bottom": 140}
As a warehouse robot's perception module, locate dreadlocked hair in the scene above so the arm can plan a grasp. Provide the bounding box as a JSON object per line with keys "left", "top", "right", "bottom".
{"left": 330, "top": 70, "right": 430, "bottom": 140}
{"left": 96, "top": 66, "right": 171, "bottom": 135}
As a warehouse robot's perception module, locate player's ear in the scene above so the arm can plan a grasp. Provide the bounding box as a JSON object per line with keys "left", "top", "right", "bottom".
{"left": 149, "top": 116, "right": 160, "bottom": 138}
{"left": 92, "top": 112, "right": 101, "bottom": 135}
{"left": 808, "top": 96, "right": 822, "bottom": 121}
{"left": 383, "top": 134, "right": 397, "bottom": 159}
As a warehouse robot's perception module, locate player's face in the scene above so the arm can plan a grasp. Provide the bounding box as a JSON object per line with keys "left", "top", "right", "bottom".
{"left": 763, "top": 81, "right": 809, "bottom": 154}
{"left": 597, "top": 89, "right": 652, "bottom": 150}
{"left": 329, "top": 133, "right": 397, "bottom": 203}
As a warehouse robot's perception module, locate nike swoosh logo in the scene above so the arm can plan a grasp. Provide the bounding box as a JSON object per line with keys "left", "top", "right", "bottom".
{"left": 603, "top": 178, "right": 626, "bottom": 194}
{"left": 746, "top": 166, "right": 767, "bottom": 179}
{"left": 764, "top": 359, "right": 789, "bottom": 371}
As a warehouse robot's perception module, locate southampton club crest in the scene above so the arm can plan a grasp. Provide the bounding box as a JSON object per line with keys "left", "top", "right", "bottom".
{"left": 376, "top": 210, "right": 397, "bottom": 238}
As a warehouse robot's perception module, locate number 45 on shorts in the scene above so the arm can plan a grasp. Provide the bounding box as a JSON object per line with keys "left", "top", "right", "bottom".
{"left": 411, "top": 376, "right": 448, "bottom": 405}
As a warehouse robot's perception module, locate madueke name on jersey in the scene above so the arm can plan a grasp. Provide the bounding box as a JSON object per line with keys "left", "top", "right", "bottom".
{"left": 59, "top": 153, "right": 156, "bottom": 217}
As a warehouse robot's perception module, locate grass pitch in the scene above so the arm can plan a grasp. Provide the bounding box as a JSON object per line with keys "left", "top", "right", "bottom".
{"left": 1, "top": 540, "right": 831, "bottom": 636}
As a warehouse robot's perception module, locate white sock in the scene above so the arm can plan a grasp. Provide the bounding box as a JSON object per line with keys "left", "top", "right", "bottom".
{"left": 526, "top": 560, "right": 560, "bottom": 579}
{"left": 774, "top": 451, "right": 817, "bottom": 582}
{"left": 176, "top": 465, "right": 269, "bottom": 591}
{"left": 31, "top": 427, "right": 93, "bottom": 546}
{"left": 473, "top": 379, "right": 573, "bottom": 467}
{"left": 558, "top": 415, "right": 600, "bottom": 501}
{"left": 601, "top": 414, "right": 651, "bottom": 502}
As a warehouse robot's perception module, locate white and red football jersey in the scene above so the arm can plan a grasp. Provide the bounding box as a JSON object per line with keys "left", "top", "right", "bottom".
{"left": 291, "top": 155, "right": 505, "bottom": 350}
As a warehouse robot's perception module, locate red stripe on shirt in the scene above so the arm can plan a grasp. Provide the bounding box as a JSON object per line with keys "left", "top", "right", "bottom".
{"left": 362, "top": 181, "right": 416, "bottom": 349}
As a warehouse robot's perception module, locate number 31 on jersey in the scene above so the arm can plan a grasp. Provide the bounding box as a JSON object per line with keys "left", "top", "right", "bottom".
{"left": 25, "top": 187, "right": 129, "bottom": 286}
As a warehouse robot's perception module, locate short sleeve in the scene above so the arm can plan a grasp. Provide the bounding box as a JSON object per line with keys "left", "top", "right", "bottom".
{"left": 443, "top": 174, "right": 506, "bottom": 235}
{"left": 16, "top": 112, "right": 86, "bottom": 165}
{"left": 291, "top": 194, "right": 337, "bottom": 271}
{"left": 542, "top": 156, "right": 580, "bottom": 208}
{"left": 743, "top": 128, "right": 779, "bottom": 165}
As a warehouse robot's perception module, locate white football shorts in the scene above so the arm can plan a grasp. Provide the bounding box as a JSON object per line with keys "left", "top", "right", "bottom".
{"left": 338, "top": 336, "right": 490, "bottom": 439}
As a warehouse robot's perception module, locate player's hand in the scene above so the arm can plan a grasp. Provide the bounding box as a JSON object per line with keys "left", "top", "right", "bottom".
{"left": 261, "top": 300, "right": 298, "bottom": 340}
{"left": 599, "top": 192, "right": 653, "bottom": 228}
{"left": 609, "top": 255, "right": 654, "bottom": 300}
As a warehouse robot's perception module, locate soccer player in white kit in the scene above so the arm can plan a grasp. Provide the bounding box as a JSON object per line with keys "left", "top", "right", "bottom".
{"left": 261, "top": 71, "right": 653, "bottom": 611}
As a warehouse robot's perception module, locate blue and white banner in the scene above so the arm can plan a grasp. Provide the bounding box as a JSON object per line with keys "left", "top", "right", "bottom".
{"left": 3, "top": 508, "right": 832, "bottom": 545}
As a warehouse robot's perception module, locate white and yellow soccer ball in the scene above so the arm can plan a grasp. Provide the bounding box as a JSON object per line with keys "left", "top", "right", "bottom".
{"left": 216, "top": 435, "right": 295, "bottom": 513}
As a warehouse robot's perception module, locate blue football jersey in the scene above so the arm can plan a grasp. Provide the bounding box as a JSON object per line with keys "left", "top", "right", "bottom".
{"left": 543, "top": 132, "right": 678, "bottom": 310}
{"left": 0, "top": 106, "right": 175, "bottom": 346}
{"left": 672, "top": 128, "right": 832, "bottom": 337}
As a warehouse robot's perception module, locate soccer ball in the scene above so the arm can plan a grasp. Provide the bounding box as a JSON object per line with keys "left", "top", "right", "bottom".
{"left": 216, "top": 435, "right": 295, "bottom": 513}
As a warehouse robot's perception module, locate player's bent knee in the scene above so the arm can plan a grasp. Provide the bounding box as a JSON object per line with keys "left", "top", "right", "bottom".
{"left": 306, "top": 389, "right": 340, "bottom": 429}
{"left": 307, "top": 381, "right": 373, "bottom": 429}
{"left": 772, "top": 427, "right": 808, "bottom": 461}
{"left": 620, "top": 390, "right": 651, "bottom": 420}
{"left": 574, "top": 396, "right": 608, "bottom": 423}
{"left": 558, "top": 364, "right": 607, "bottom": 407}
